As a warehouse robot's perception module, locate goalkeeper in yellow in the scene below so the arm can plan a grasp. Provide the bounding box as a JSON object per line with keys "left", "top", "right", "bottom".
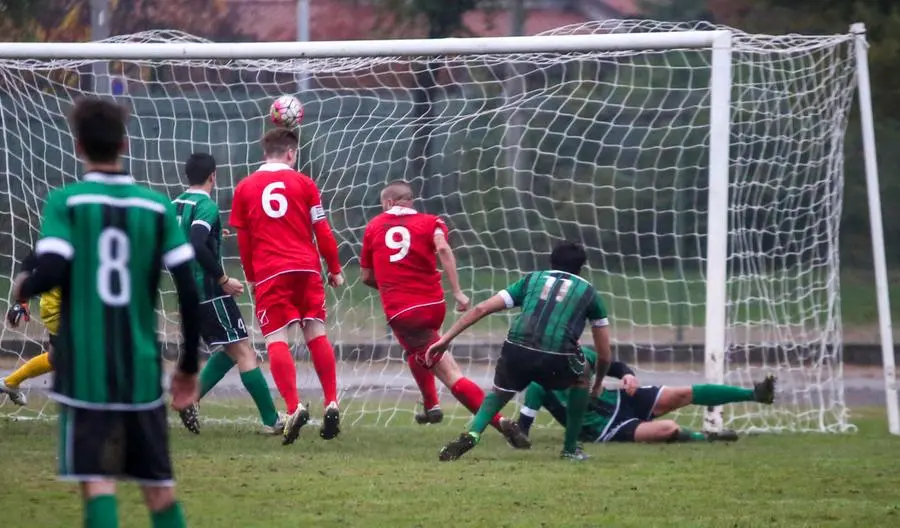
{"left": 0, "top": 250, "right": 58, "bottom": 405}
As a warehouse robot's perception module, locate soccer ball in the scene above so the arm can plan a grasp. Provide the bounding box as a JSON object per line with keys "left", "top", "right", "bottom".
{"left": 269, "top": 95, "right": 303, "bottom": 128}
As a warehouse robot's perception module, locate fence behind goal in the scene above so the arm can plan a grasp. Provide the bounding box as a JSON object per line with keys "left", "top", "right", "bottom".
{"left": 0, "top": 20, "right": 886, "bottom": 432}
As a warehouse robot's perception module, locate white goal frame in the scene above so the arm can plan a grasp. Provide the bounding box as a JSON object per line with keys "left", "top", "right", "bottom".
{"left": 0, "top": 25, "right": 895, "bottom": 434}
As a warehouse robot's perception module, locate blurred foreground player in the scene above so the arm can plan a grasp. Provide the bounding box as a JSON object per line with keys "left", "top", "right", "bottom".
{"left": 173, "top": 153, "right": 283, "bottom": 436}
{"left": 359, "top": 181, "right": 529, "bottom": 449}
{"left": 230, "top": 128, "right": 343, "bottom": 444}
{"left": 13, "top": 97, "right": 200, "bottom": 528}
{"left": 517, "top": 347, "right": 776, "bottom": 443}
{"left": 430, "top": 241, "right": 612, "bottom": 461}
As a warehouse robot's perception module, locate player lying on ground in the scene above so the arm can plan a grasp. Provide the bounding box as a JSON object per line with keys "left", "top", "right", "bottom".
{"left": 230, "top": 127, "right": 344, "bottom": 444}
{"left": 516, "top": 347, "right": 776, "bottom": 443}
{"left": 0, "top": 253, "right": 60, "bottom": 405}
{"left": 359, "top": 181, "right": 529, "bottom": 448}
{"left": 429, "top": 241, "right": 613, "bottom": 461}
{"left": 12, "top": 97, "right": 200, "bottom": 528}
{"left": 173, "top": 153, "right": 284, "bottom": 436}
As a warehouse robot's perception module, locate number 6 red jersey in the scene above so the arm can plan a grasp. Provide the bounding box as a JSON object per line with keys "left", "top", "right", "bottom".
{"left": 360, "top": 206, "right": 449, "bottom": 321}
{"left": 229, "top": 162, "right": 332, "bottom": 284}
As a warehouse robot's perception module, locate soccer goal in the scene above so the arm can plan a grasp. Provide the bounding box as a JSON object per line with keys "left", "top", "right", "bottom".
{"left": 0, "top": 20, "right": 894, "bottom": 434}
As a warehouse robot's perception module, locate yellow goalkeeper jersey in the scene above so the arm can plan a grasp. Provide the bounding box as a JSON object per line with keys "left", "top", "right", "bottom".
{"left": 39, "top": 287, "right": 61, "bottom": 336}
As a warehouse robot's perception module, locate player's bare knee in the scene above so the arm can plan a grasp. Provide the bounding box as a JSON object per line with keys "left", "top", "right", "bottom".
{"left": 81, "top": 480, "right": 116, "bottom": 498}
{"left": 634, "top": 420, "right": 679, "bottom": 443}
{"left": 432, "top": 354, "right": 462, "bottom": 387}
{"left": 225, "top": 340, "right": 258, "bottom": 371}
{"left": 141, "top": 485, "right": 176, "bottom": 512}
{"left": 301, "top": 319, "right": 326, "bottom": 342}
{"left": 264, "top": 329, "right": 289, "bottom": 346}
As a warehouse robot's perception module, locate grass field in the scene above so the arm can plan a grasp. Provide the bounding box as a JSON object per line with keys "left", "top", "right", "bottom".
{"left": 2, "top": 408, "right": 898, "bottom": 527}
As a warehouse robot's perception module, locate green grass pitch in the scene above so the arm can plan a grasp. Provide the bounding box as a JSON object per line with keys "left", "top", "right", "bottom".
{"left": 2, "top": 408, "right": 898, "bottom": 527}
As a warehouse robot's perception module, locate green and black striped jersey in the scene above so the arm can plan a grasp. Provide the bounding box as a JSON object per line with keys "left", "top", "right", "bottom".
{"left": 173, "top": 189, "right": 224, "bottom": 301}
{"left": 499, "top": 270, "right": 608, "bottom": 355}
{"left": 36, "top": 171, "right": 194, "bottom": 409}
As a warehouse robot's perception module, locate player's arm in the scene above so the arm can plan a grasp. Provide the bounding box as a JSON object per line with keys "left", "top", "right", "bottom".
{"left": 6, "top": 249, "right": 38, "bottom": 326}
{"left": 229, "top": 186, "right": 255, "bottom": 283}
{"left": 306, "top": 179, "right": 342, "bottom": 285}
{"left": 359, "top": 226, "right": 377, "bottom": 289}
{"left": 161, "top": 202, "right": 201, "bottom": 378}
{"left": 433, "top": 226, "right": 469, "bottom": 311}
{"left": 190, "top": 202, "right": 242, "bottom": 296}
{"left": 15, "top": 192, "right": 72, "bottom": 302}
{"left": 427, "top": 277, "right": 525, "bottom": 359}
{"left": 586, "top": 292, "right": 612, "bottom": 398}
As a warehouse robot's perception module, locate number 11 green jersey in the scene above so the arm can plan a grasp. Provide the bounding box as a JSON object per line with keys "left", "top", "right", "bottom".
{"left": 36, "top": 172, "right": 194, "bottom": 409}
{"left": 499, "top": 270, "right": 608, "bottom": 355}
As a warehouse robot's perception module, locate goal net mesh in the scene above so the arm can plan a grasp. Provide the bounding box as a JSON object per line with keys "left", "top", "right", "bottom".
{"left": 0, "top": 20, "right": 856, "bottom": 432}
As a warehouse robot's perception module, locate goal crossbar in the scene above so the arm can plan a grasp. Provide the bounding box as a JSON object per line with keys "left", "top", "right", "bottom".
{"left": 0, "top": 31, "right": 732, "bottom": 60}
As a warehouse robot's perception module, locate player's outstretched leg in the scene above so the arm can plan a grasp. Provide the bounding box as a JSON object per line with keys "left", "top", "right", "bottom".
{"left": 431, "top": 354, "right": 531, "bottom": 450}
{"left": 651, "top": 375, "right": 777, "bottom": 417}
{"left": 302, "top": 321, "right": 341, "bottom": 440}
{"left": 440, "top": 388, "right": 517, "bottom": 461}
{"left": 0, "top": 350, "right": 53, "bottom": 406}
{"left": 407, "top": 354, "right": 442, "bottom": 424}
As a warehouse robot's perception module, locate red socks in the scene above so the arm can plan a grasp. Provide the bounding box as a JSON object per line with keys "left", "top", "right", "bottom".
{"left": 267, "top": 341, "right": 299, "bottom": 414}
{"left": 307, "top": 335, "right": 338, "bottom": 406}
{"left": 450, "top": 377, "right": 502, "bottom": 428}
{"left": 406, "top": 355, "right": 440, "bottom": 410}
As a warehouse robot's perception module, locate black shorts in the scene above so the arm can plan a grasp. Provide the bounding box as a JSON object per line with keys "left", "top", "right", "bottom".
{"left": 493, "top": 341, "right": 588, "bottom": 393}
{"left": 600, "top": 386, "right": 665, "bottom": 443}
{"left": 200, "top": 296, "right": 249, "bottom": 347}
{"left": 57, "top": 404, "right": 173, "bottom": 484}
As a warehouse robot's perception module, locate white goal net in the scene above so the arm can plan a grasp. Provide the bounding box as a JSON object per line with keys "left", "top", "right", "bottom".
{"left": 0, "top": 20, "right": 860, "bottom": 432}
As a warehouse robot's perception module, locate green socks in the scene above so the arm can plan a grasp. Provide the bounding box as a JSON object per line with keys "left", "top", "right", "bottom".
{"left": 563, "top": 386, "right": 589, "bottom": 453}
{"left": 670, "top": 428, "right": 708, "bottom": 442}
{"left": 691, "top": 384, "right": 754, "bottom": 406}
{"left": 151, "top": 501, "right": 186, "bottom": 528}
{"left": 470, "top": 391, "right": 512, "bottom": 436}
{"left": 199, "top": 351, "right": 236, "bottom": 399}
{"left": 84, "top": 495, "right": 118, "bottom": 528}
{"left": 240, "top": 367, "right": 279, "bottom": 427}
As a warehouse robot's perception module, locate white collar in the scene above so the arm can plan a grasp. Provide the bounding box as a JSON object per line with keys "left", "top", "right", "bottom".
{"left": 83, "top": 172, "right": 133, "bottom": 184}
{"left": 385, "top": 206, "right": 417, "bottom": 216}
{"left": 257, "top": 162, "right": 293, "bottom": 172}
{"left": 185, "top": 188, "right": 210, "bottom": 197}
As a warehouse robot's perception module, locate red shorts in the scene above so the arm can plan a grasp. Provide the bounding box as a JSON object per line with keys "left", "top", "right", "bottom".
{"left": 388, "top": 301, "right": 446, "bottom": 366}
{"left": 253, "top": 272, "right": 326, "bottom": 337}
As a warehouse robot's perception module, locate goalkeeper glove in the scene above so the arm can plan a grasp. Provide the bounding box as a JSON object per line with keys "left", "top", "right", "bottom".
{"left": 6, "top": 302, "right": 30, "bottom": 327}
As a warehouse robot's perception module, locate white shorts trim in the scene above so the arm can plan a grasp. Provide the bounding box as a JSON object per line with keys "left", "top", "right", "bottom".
{"left": 200, "top": 295, "right": 230, "bottom": 304}
{"left": 261, "top": 318, "right": 302, "bottom": 338}
{"left": 58, "top": 475, "right": 175, "bottom": 487}
{"left": 51, "top": 394, "right": 165, "bottom": 411}
{"left": 648, "top": 385, "right": 666, "bottom": 419}
{"left": 596, "top": 390, "right": 622, "bottom": 441}
{"left": 387, "top": 300, "right": 445, "bottom": 322}
{"left": 255, "top": 269, "right": 319, "bottom": 286}
{"left": 602, "top": 417, "right": 640, "bottom": 443}
{"left": 207, "top": 336, "right": 249, "bottom": 347}
{"left": 492, "top": 384, "right": 519, "bottom": 394}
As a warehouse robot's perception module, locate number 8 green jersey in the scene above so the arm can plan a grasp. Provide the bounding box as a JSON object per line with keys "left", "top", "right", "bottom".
{"left": 36, "top": 172, "right": 195, "bottom": 409}
{"left": 499, "top": 270, "right": 608, "bottom": 355}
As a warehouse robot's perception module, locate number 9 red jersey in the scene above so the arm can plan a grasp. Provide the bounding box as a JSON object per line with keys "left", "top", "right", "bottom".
{"left": 229, "top": 163, "right": 326, "bottom": 284}
{"left": 360, "top": 206, "right": 448, "bottom": 321}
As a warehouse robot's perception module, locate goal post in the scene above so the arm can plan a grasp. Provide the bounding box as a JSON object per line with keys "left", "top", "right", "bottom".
{"left": 0, "top": 20, "right": 894, "bottom": 434}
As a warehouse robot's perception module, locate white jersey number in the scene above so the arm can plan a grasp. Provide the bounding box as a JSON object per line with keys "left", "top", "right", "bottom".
{"left": 97, "top": 227, "right": 131, "bottom": 306}
{"left": 539, "top": 276, "right": 572, "bottom": 303}
{"left": 262, "top": 182, "right": 288, "bottom": 218}
{"left": 385, "top": 226, "right": 411, "bottom": 262}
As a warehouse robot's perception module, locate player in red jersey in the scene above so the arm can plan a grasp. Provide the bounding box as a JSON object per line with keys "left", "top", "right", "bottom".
{"left": 230, "top": 128, "right": 342, "bottom": 445}
{"left": 360, "top": 181, "right": 530, "bottom": 449}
